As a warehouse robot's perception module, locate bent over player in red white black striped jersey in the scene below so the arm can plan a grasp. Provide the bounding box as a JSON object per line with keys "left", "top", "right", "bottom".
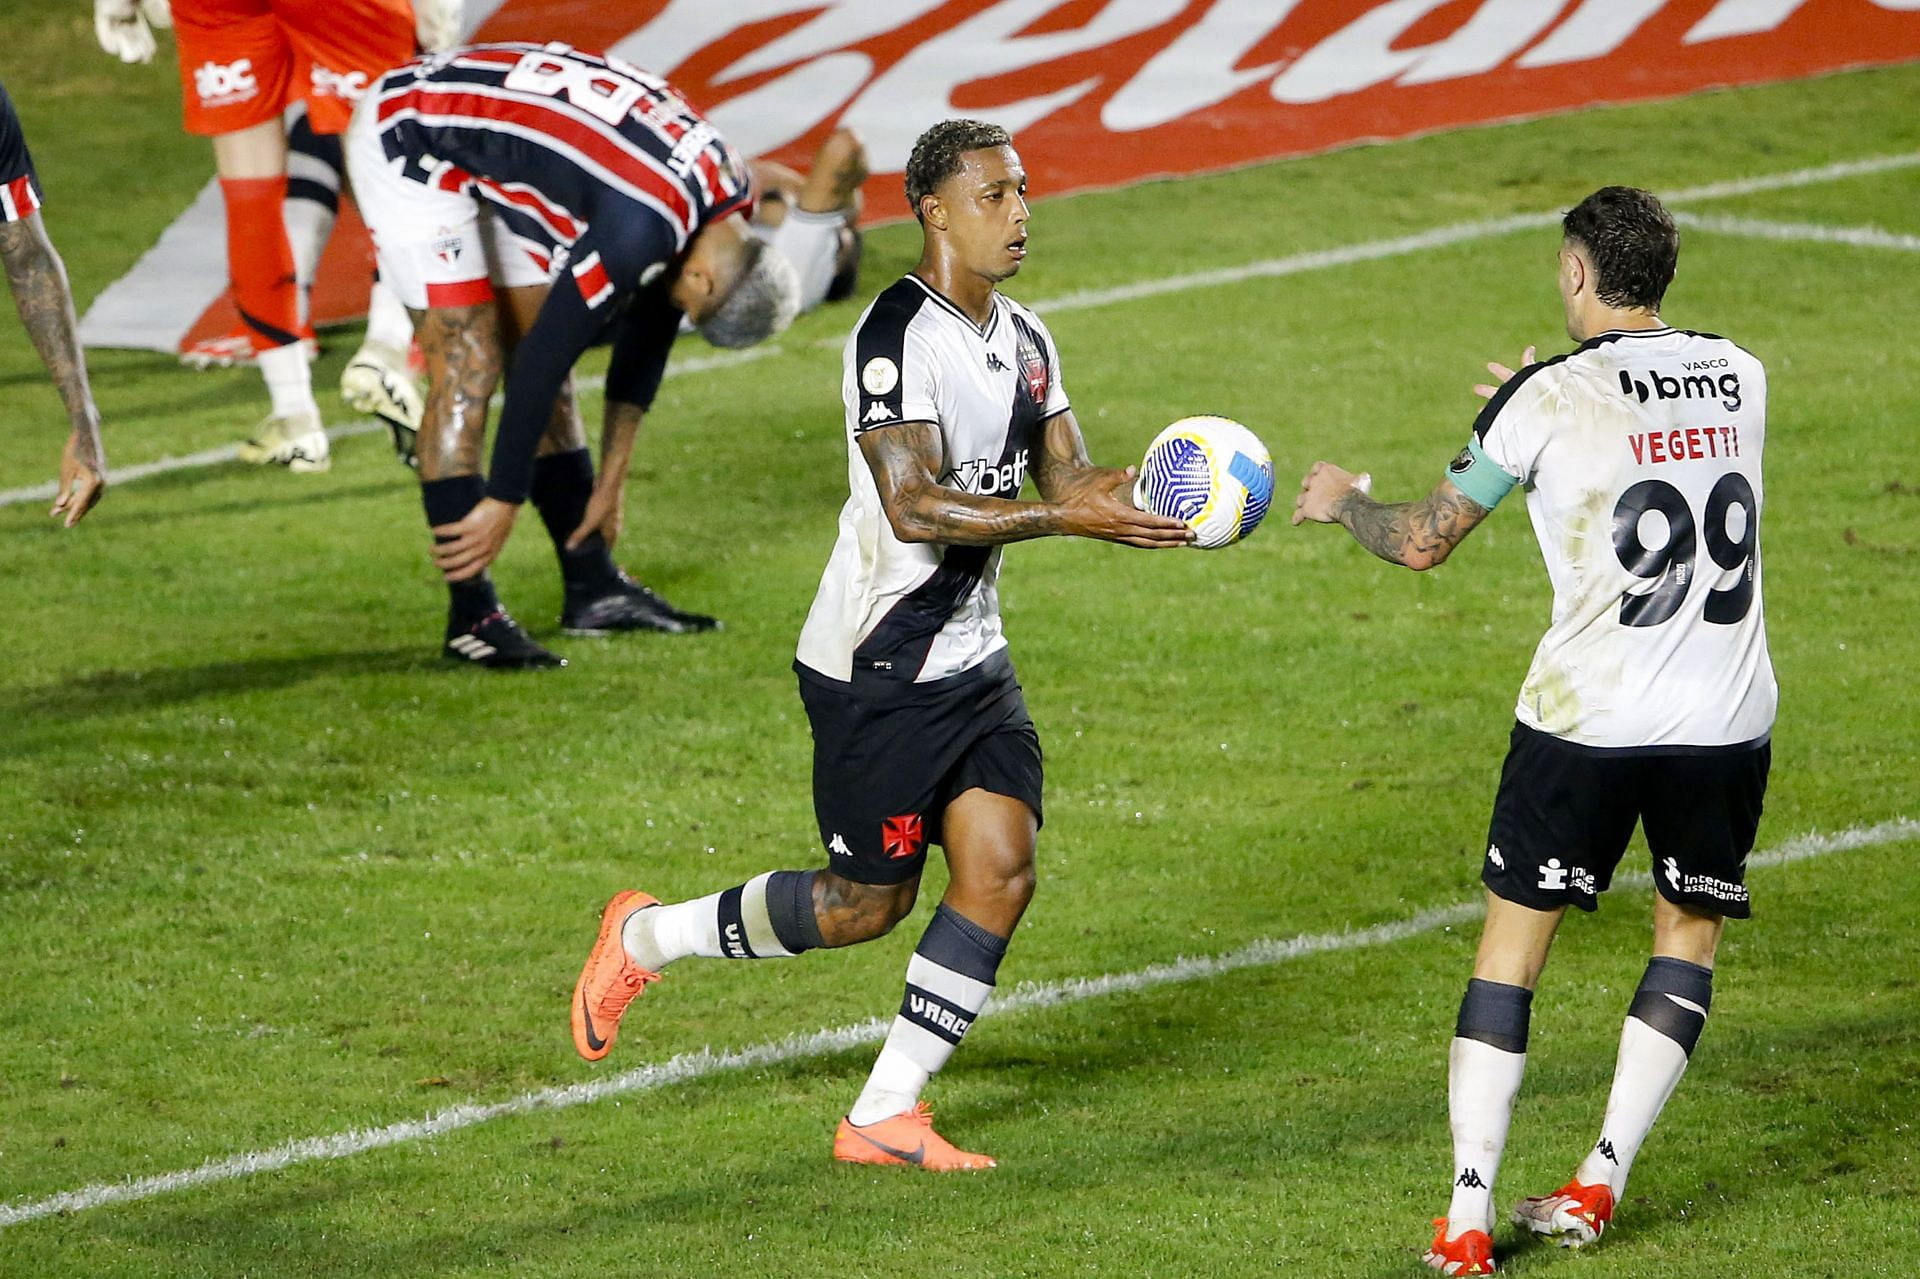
{"left": 346, "top": 42, "right": 799, "bottom": 668}
{"left": 0, "top": 76, "right": 107, "bottom": 526}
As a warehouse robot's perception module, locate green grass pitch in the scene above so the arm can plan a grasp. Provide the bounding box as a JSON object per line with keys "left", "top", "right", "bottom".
{"left": 2, "top": 12, "right": 1917, "bottom": 1276}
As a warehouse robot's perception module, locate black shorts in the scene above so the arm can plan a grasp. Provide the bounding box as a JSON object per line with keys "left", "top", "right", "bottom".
{"left": 796, "top": 651, "right": 1044, "bottom": 885}
{"left": 1483, "top": 721, "right": 1769, "bottom": 918}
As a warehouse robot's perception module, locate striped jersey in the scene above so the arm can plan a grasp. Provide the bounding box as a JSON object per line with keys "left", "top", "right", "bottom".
{"left": 371, "top": 42, "right": 753, "bottom": 295}
{"left": 367, "top": 42, "right": 755, "bottom": 505}
{"left": 797, "top": 276, "right": 1070, "bottom": 686}
{"left": 0, "top": 79, "right": 44, "bottom": 223}
{"left": 1449, "top": 326, "right": 1775, "bottom": 750}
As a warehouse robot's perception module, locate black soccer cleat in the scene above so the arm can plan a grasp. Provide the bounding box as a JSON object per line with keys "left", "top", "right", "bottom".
{"left": 561, "top": 573, "right": 721, "bottom": 636}
{"left": 443, "top": 609, "right": 567, "bottom": 670}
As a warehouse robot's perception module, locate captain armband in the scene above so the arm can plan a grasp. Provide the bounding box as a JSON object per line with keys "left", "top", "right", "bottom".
{"left": 1444, "top": 436, "right": 1519, "bottom": 510}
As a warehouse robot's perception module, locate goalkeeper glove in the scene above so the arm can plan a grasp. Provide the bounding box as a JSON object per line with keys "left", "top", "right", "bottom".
{"left": 94, "top": 0, "right": 172, "bottom": 65}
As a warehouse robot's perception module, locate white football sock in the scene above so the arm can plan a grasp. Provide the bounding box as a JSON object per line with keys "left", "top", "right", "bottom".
{"left": 848, "top": 905, "right": 1006, "bottom": 1127}
{"left": 621, "top": 872, "right": 797, "bottom": 969}
{"left": 1445, "top": 1037, "right": 1528, "bottom": 1233}
{"left": 1573, "top": 955, "right": 1713, "bottom": 1197}
{"left": 258, "top": 343, "right": 318, "bottom": 419}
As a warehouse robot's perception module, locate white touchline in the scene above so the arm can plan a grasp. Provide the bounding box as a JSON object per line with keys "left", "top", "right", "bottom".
{"left": 1672, "top": 212, "right": 1920, "bottom": 252}
{"left": 4, "top": 149, "right": 1917, "bottom": 512}
{"left": 1, "top": 816, "right": 1911, "bottom": 1230}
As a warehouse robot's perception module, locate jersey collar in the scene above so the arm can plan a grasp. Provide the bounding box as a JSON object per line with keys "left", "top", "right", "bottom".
{"left": 906, "top": 275, "right": 1000, "bottom": 340}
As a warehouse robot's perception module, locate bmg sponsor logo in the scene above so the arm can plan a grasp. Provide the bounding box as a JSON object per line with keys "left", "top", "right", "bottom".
{"left": 1619, "top": 361, "right": 1742, "bottom": 412}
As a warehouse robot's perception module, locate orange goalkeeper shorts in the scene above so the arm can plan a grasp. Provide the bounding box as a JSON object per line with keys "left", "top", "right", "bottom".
{"left": 173, "top": 0, "right": 416, "bottom": 137}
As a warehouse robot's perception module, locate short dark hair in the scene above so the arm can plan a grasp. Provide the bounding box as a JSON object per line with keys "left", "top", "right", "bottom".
{"left": 904, "top": 119, "right": 1013, "bottom": 223}
{"left": 1562, "top": 187, "right": 1679, "bottom": 311}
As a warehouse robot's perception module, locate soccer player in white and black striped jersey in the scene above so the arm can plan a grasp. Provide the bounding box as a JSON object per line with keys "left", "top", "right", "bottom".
{"left": 568, "top": 119, "right": 1193, "bottom": 1170}
{"left": 1294, "top": 188, "right": 1773, "bottom": 1274}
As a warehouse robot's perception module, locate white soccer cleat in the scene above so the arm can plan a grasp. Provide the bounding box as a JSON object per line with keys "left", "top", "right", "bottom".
{"left": 340, "top": 341, "right": 425, "bottom": 468}
{"left": 237, "top": 410, "right": 331, "bottom": 473}
{"left": 1512, "top": 1179, "right": 1615, "bottom": 1248}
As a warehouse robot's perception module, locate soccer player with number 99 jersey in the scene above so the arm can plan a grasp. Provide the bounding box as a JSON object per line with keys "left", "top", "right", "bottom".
{"left": 1292, "top": 187, "right": 1771, "bottom": 1274}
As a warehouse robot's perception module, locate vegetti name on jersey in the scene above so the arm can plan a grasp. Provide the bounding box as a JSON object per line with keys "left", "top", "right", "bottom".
{"left": 1448, "top": 327, "right": 1775, "bottom": 750}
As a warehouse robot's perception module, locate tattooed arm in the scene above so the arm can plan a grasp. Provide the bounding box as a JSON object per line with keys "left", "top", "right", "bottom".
{"left": 857, "top": 414, "right": 1192, "bottom": 549}
{"left": 1, "top": 212, "right": 106, "bottom": 525}
{"left": 1291, "top": 461, "right": 1490, "bottom": 571}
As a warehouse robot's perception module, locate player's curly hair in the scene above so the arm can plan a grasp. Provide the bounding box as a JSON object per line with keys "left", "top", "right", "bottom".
{"left": 697, "top": 238, "right": 800, "bottom": 350}
{"left": 1562, "top": 187, "right": 1679, "bottom": 312}
{"left": 904, "top": 119, "right": 1014, "bottom": 223}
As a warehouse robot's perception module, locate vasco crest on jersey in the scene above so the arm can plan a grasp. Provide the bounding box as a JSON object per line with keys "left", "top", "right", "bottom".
{"left": 1015, "top": 330, "right": 1049, "bottom": 405}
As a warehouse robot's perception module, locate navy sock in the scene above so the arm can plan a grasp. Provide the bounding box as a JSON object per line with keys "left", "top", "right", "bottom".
{"left": 1455, "top": 978, "right": 1533, "bottom": 1053}
{"left": 529, "top": 449, "right": 621, "bottom": 593}
{"left": 1627, "top": 956, "right": 1714, "bottom": 1054}
{"left": 421, "top": 475, "right": 500, "bottom": 625}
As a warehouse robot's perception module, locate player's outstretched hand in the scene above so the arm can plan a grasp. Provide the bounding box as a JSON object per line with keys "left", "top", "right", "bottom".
{"left": 431, "top": 496, "right": 518, "bottom": 581}
{"left": 1291, "top": 461, "right": 1372, "bottom": 526}
{"left": 1473, "top": 345, "right": 1537, "bottom": 399}
{"left": 565, "top": 478, "right": 625, "bottom": 551}
{"left": 1056, "top": 465, "right": 1195, "bottom": 548}
{"left": 52, "top": 428, "right": 106, "bottom": 528}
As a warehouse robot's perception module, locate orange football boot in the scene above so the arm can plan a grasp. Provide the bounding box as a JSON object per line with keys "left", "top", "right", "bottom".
{"left": 1423, "top": 1218, "right": 1495, "bottom": 1275}
{"left": 1512, "top": 1178, "right": 1615, "bottom": 1247}
{"left": 570, "top": 890, "right": 662, "bottom": 1061}
{"left": 832, "top": 1102, "right": 996, "bottom": 1172}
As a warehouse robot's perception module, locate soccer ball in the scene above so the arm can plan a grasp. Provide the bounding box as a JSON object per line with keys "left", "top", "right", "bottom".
{"left": 1133, "top": 416, "right": 1275, "bottom": 549}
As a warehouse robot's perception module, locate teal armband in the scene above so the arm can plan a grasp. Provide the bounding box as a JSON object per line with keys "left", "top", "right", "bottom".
{"left": 1445, "top": 436, "right": 1519, "bottom": 510}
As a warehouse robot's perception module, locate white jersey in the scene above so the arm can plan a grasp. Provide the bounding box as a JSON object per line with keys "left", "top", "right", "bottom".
{"left": 796, "top": 275, "right": 1069, "bottom": 684}
{"left": 1453, "top": 326, "right": 1775, "bottom": 749}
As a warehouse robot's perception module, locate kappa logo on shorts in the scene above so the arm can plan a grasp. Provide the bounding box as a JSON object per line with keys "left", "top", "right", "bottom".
{"left": 194, "top": 59, "right": 258, "bottom": 107}
{"left": 828, "top": 833, "right": 852, "bottom": 858}
{"left": 1487, "top": 844, "right": 1505, "bottom": 870}
{"left": 882, "top": 814, "right": 924, "bottom": 861}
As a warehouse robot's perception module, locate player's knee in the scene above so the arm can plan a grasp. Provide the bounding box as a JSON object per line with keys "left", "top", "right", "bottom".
{"left": 813, "top": 871, "right": 919, "bottom": 945}
{"left": 982, "top": 855, "right": 1036, "bottom": 911}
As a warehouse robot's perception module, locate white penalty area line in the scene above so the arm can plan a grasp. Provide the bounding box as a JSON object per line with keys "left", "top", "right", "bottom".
{"left": 4, "top": 149, "right": 1916, "bottom": 513}
{"left": 3, "top": 816, "right": 1912, "bottom": 1231}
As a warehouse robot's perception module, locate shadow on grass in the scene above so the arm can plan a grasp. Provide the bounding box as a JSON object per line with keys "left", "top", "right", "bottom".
{"left": 4, "top": 646, "right": 439, "bottom": 728}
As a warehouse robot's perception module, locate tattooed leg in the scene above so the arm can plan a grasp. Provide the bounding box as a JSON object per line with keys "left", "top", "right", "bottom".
{"left": 412, "top": 302, "right": 501, "bottom": 482}
{"left": 811, "top": 871, "right": 921, "bottom": 947}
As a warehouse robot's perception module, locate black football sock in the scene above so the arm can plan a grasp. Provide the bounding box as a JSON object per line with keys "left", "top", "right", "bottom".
{"left": 421, "top": 474, "right": 501, "bottom": 626}
{"left": 529, "top": 448, "right": 622, "bottom": 594}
